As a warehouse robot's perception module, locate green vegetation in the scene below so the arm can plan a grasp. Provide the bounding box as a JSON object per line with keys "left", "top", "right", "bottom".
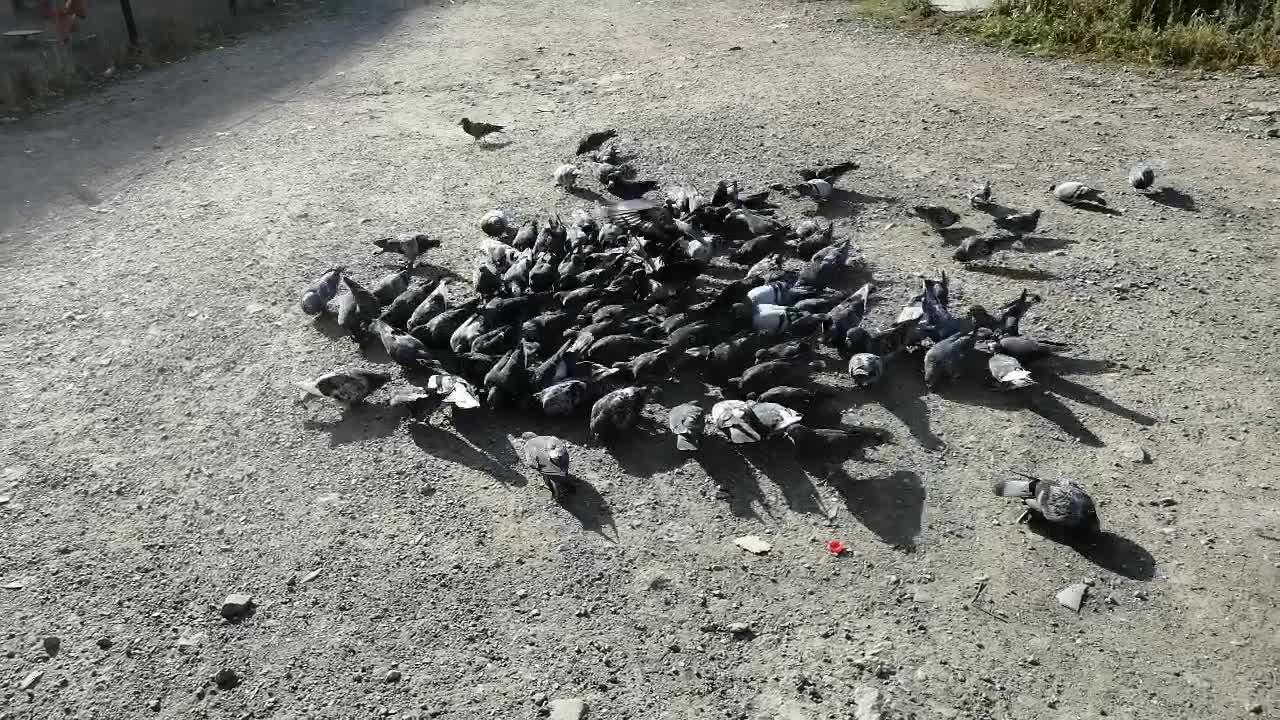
{"left": 853, "top": 0, "right": 1280, "bottom": 69}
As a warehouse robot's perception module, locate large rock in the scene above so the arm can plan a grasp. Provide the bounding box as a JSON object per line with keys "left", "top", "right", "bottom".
{"left": 549, "top": 698, "right": 588, "bottom": 720}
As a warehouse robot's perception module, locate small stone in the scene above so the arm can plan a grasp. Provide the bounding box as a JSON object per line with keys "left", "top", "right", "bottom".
{"left": 177, "top": 633, "right": 206, "bottom": 652}
{"left": 1056, "top": 583, "right": 1088, "bottom": 612}
{"left": 532, "top": 692, "right": 548, "bottom": 705}
{"left": 43, "top": 636, "right": 60, "bottom": 657}
{"left": 302, "top": 569, "right": 322, "bottom": 583}
{"left": 733, "top": 535, "right": 772, "bottom": 555}
{"left": 384, "top": 670, "right": 402, "bottom": 683}
{"left": 726, "top": 622, "right": 754, "bottom": 636}
{"left": 549, "top": 697, "right": 588, "bottom": 720}
{"left": 1117, "top": 444, "right": 1149, "bottom": 464}
{"left": 854, "top": 686, "right": 882, "bottom": 720}
{"left": 149, "top": 699, "right": 161, "bottom": 712}
{"left": 97, "top": 638, "right": 113, "bottom": 650}
{"left": 1268, "top": 127, "right": 1280, "bottom": 138}
{"left": 220, "top": 593, "right": 255, "bottom": 620}
{"left": 1248, "top": 703, "right": 1263, "bottom": 714}
{"left": 19, "top": 670, "right": 42, "bottom": 690}
{"left": 213, "top": 668, "right": 240, "bottom": 690}
{"left": 1157, "top": 497, "right": 1177, "bottom": 507}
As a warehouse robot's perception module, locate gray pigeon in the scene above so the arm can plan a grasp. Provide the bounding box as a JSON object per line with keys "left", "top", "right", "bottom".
{"left": 953, "top": 228, "right": 1019, "bottom": 263}
{"left": 480, "top": 209, "right": 513, "bottom": 238}
{"left": 749, "top": 402, "right": 804, "bottom": 436}
{"left": 513, "top": 432, "right": 571, "bottom": 498}
{"left": 1051, "top": 181, "right": 1104, "bottom": 205}
{"left": 994, "top": 473, "right": 1100, "bottom": 536}
{"left": 922, "top": 331, "right": 977, "bottom": 390}
{"left": 371, "top": 319, "right": 432, "bottom": 366}
{"left": 589, "top": 386, "right": 650, "bottom": 441}
{"left": 995, "top": 335, "right": 1071, "bottom": 360}
{"left": 988, "top": 353, "right": 1036, "bottom": 389}
{"left": 667, "top": 402, "right": 706, "bottom": 451}
{"left": 406, "top": 281, "right": 449, "bottom": 330}
{"left": 338, "top": 275, "right": 382, "bottom": 332}
{"left": 994, "top": 208, "right": 1042, "bottom": 234}
{"left": 1128, "top": 164, "right": 1155, "bottom": 191}
{"left": 301, "top": 268, "right": 343, "bottom": 316}
{"left": 911, "top": 205, "right": 960, "bottom": 231}
{"left": 380, "top": 280, "right": 435, "bottom": 327}
{"left": 370, "top": 269, "right": 411, "bottom": 306}
{"left": 710, "top": 400, "right": 763, "bottom": 444}
{"left": 534, "top": 380, "right": 588, "bottom": 417}
{"left": 373, "top": 233, "right": 438, "bottom": 268}
{"left": 848, "top": 352, "right": 884, "bottom": 389}
{"left": 295, "top": 368, "right": 391, "bottom": 406}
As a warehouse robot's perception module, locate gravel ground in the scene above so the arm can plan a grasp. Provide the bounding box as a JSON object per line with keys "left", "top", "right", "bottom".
{"left": 2, "top": 0, "right": 1279, "bottom": 718}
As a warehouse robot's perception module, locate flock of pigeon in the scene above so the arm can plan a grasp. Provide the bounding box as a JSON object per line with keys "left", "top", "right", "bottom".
{"left": 290, "top": 122, "right": 1157, "bottom": 542}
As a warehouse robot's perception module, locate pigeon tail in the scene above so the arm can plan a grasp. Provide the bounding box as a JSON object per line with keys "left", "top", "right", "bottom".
{"left": 993, "top": 479, "right": 1035, "bottom": 498}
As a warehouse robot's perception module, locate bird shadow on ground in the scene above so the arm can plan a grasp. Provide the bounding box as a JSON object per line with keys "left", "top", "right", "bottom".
{"left": 940, "top": 372, "right": 1105, "bottom": 447}
{"left": 1016, "top": 235, "right": 1076, "bottom": 253}
{"left": 411, "top": 262, "right": 468, "bottom": 285}
{"left": 602, "top": 425, "right": 688, "bottom": 479}
{"left": 1027, "top": 517, "right": 1156, "bottom": 581}
{"left": 477, "top": 140, "right": 514, "bottom": 151}
{"left": 814, "top": 188, "right": 897, "bottom": 221}
{"left": 697, "top": 440, "right": 770, "bottom": 520}
{"left": 961, "top": 264, "right": 1058, "bottom": 282}
{"left": 558, "top": 474, "right": 618, "bottom": 541}
{"left": 976, "top": 202, "right": 1021, "bottom": 218}
{"left": 1039, "top": 373, "right": 1158, "bottom": 427}
{"left": 738, "top": 444, "right": 823, "bottom": 515}
{"left": 939, "top": 227, "right": 979, "bottom": 246}
{"left": 302, "top": 402, "right": 403, "bottom": 447}
{"left": 1069, "top": 201, "right": 1123, "bottom": 217}
{"left": 828, "top": 468, "right": 925, "bottom": 547}
{"left": 1148, "top": 187, "right": 1197, "bottom": 212}
{"left": 311, "top": 314, "right": 352, "bottom": 342}
{"left": 407, "top": 420, "right": 528, "bottom": 487}
{"left": 876, "top": 354, "right": 945, "bottom": 451}
{"left": 1039, "top": 356, "right": 1114, "bottom": 376}
{"left": 567, "top": 187, "right": 608, "bottom": 204}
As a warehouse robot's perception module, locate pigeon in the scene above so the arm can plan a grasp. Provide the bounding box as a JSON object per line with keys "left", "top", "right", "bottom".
{"left": 798, "top": 160, "right": 859, "bottom": 183}
{"left": 295, "top": 369, "right": 391, "bottom": 406}
{"left": 606, "top": 175, "right": 660, "bottom": 200}
{"left": 993, "top": 473, "right": 1100, "bottom": 536}
{"left": 912, "top": 205, "right": 960, "bottom": 231}
{"left": 993, "top": 288, "right": 1041, "bottom": 336}
{"left": 301, "top": 268, "right": 343, "bottom": 316}
{"left": 588, "top": 334, "right": 663, "bottom": 365}
{"left": 554, "top": 164, "right": 580, "bottom": 190}
{"left": 534, "top": 380, "right": 588, "bottom": 416}
{"left": 460, "top": 117, "right": 504, "bottom": 143}
{"left": 994, "top": 335, "right": 1071, "bottom": 360}
{"left": 338, "top": 275, "right": 382, "bottom": 332}
{"left": 994, "top": 208, "right": 1041, "bottom": 234}
{"left": 416, "top": 302, "right": 480, "bottom": 348}
{"left": 614, "top": 346, "right": 676, "bottom": 381}
{"left": 370, "top": 269, "right": 411, "bottom": 305}
{"left": 589, "top": 386, "right": 650, "bottom": 441}
{"left": 969, "top": 180, "right": 992, "bottom": 209}
{"left": 373, "top": 233, "right": 438, "bottom": 268}
{"left": 749, "top": 402, "right": 804, "bottom": 435}
{"left": 798, "top": 240, "right": 855, "bottom": 290}
{"left": 513, "top": 432, "right": 572, "bottom": 498}
{"left": 449, "top": 314, "right": 489, "bottom": 354}
{"left": 668, "top": 402, "right": 706, "bottom": 451}
{"left": 756, "top": 386, "right": 816, "bottom": 412}
{"left": 577, "top": 129, "right": 618, "bottom": 155}
{"left": 922, "top": 330, "right": 977, "bottom": 390}
{"left": 953, "top": 228, "right": 1018, "bottom": 262}
{"left": 710, "top": 400, "right": 763, "bottom": 444}
{"left": 372, "top": 319, "right": 432, "bottom": 366}
{"left": 406, "top": 281, "right": 450, "bottom": 330}
{"left": 483, "top": 345, "right": 531, "bottom": 408}
{"left": 380, "top": 280, "right": 436, "bottom": 327}
{"left": 988, "top": 353, "right": 1036, "bottom": 389}
{"left": 1051, "top": 181, "right": 1104, "bottom": 205}
{"left": 781, "top": 423, "right": 883, "bottom": 473}
{"left": 1128, "top": 164, "right": 1155, "bottom": 192}
{"left": 824, "top": 283, "right": 873, "bottom": 346}
{"left": 426, "top": 373, "right": 481, "bottom": 409}
{"left": 730, "top": 360, "right": 812, "bottom": 395}
{"left": 480, "top": 209, "right": 513, "bottom": 238}
{"left": 388, "top": 386, "right": 442, "bottom": 417}
{"left": 796, "top": 178, "right": 833, "bottom": 202}
{"left": 848, "top": 352, "right": 884, "bottom": 389}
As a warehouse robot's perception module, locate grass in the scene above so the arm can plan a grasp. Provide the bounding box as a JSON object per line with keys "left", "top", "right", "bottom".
{"left": 849, "top": 0, "right": 1280, "bottom": 69}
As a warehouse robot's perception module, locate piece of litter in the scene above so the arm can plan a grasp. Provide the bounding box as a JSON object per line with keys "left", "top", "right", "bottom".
{"left": 302, "top": 569, "right": 322, "bottom": 583}
{"left": 1056, "top": 583, "right": 1088, "bottom": 612}
{"left": 733, "top": 535, "right": 772, "bottom": 555}
{"left": 826, "top": 540, "right": 846, "bottom": 556}
{"left": 19, "top": 670, "right": 42, "bottom": 690}
{"left": 2, "top": 581, "right": 23, "bottom": 590}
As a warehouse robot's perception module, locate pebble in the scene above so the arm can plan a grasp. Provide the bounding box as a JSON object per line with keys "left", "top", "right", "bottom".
{"left": 149, "top": 699, "right": 161, "bottom": 712}
{"left": 42, "top": 636, "right": 60, "bottom": 657}
{"left": 854, "top": 686, "right": 882, "bottom": 720}
{"left": 733, "top": 535, "right": 772, "bottom": 555}
{"left": 385, "top": 670, "right": 402, "bottom": 683}
{"left": 532, "top": 692, "right": 547, "bottom": 705}
{"left": 1249, "top": 703, "right": 1263, "bottom": 714}
{"left": 220, "top": 593, "right": 255, "bottom": 620}
{"left": 19, "top": 670, "right": 42, "bottom": 691}
{"left": 213, "top": 668, "right": 240, "bottom": 690}
{"left": 97, "top": 638, "right": 113, "bottom": 650}
{"left": 1117, "top": 444, "right": 1150, "bottom": 464}
{"left": 727, "top": 622, "right": 753, "bottom": 636}
{"left": 177, "top": 633, "right": 206, "bottom": 652}
{"left": 1056, "top": 583, "right": 1088, "bottom": 612}
{"left": 549, "top": 697, "right": 588, "bottom": 720}
{"left": 302, "top": 569, "right": 322, "bottom": 583}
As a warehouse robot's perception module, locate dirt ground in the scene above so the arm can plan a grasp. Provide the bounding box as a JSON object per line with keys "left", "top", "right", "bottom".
{"left": 2, "top": 0, "right": 1279, "bottom": 718}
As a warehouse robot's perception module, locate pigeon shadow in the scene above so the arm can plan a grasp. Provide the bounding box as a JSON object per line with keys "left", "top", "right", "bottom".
{"left": 411, "top": 262, "right": 468, "bottom": 284}
{"left": 828, "top": 469, "right": 925, "bottom": 547}
{"left": 939, "top": 227, "right": 979, "bottom": 246}
{"left": 407, "top": 421, "right": 528, "bottom": 487}
{"left": 1016, "top": 235, "right": 1076, "bottom": 253}
{"left": 302, "top": 403, "right": 403, "bottom": 447}
{"left": 814, "top": 188, "right": 896, "bottom": 221}
{"left": 738, "top": 444, "right": 823, "bottom": 515}
{"left": 1040, "top": 373, "right": 1158, "bottom": 427}
{"left": 1027, "top": 391, "right": 1105, "bottom": 447}
{"left": 697, "top": 440, "right": 769, "bottom": 519}
{"left": 1038, "top": 356, "right": 1114, "bottom": 376}
{"left": 976, "top": 202, "right": 1021, "bottom": 218}
{"left": 1148, "top": 187, "right": 1197, "bottom": 212}
{"left": 604, "top": 425, "right": 688, "bottom": 479}
{"left": 1027, "top": 517, "right": 1156, "bottom": 581}
{"left": 937, "top": 366, "right": 1104, "bottom": 448}
{"left": 478, "top": 140, "right": 514, "bottom": 151}
{"left": 1069, "top": 201, "right": 1123, "bottom": 217}
{"left": 559, "top": 474, "right": 619, "bottom": 541}
{"left": 877, "top": 354, "right": 945, "bottom": 451}
{"left": 567, "top": 187, "right": 608, "bottom": 204}
{"left": 311, "top": 314, "right": 352, "bottom": 342}
{"left": 961, "top": 264, "right": 1058, "bottom": 282}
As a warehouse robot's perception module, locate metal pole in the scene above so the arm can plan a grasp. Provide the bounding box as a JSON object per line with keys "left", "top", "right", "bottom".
{"left": 119, "top": 0, "right": 139, "bottom": 47}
